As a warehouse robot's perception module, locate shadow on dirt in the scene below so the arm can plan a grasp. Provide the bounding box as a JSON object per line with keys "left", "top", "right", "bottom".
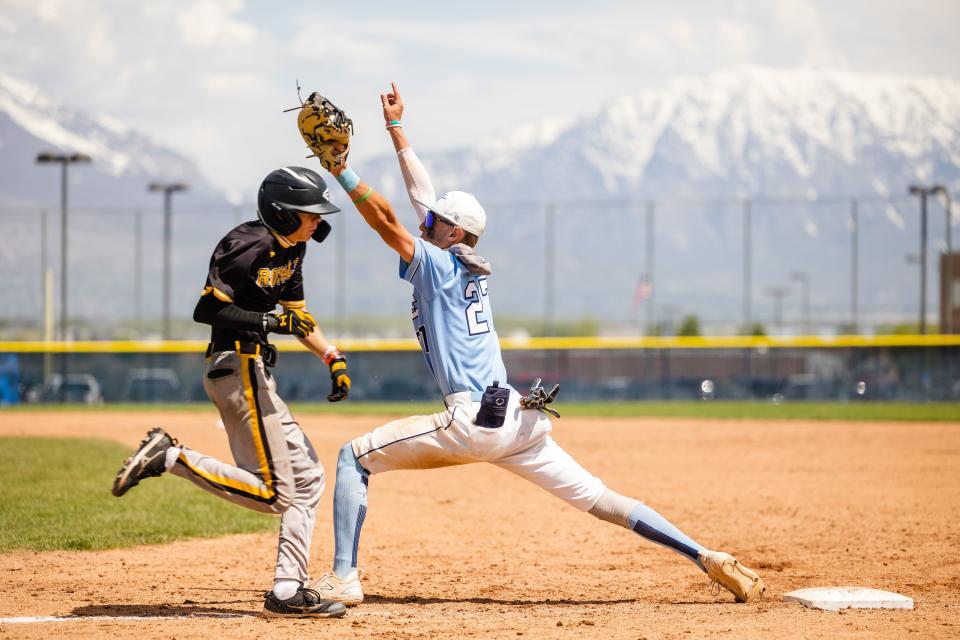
{"left": 71, "top": 603, "right": 257, "bottom": 618}
{"left": 364, "top": 594, "right": 641, "bottom": 606}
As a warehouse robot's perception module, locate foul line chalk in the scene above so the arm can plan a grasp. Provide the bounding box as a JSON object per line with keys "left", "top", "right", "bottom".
{"left": 0, "top": 613, "right": 254, "bottom": 624}
{"left": 0, "top": 610, "right": 393, "bottom": 624}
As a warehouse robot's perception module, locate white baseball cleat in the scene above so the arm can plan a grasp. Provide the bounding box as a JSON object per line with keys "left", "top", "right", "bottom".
{"left": 308, "top": 570, "right": 364, "bottom": 606}
{"left": 699, "top": 550, "right": 766, "bottom": 603}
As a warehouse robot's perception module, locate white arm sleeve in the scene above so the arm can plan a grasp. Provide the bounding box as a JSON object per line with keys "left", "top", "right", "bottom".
{"left": 397, "top": 147, "right": 436, "bottom": 224}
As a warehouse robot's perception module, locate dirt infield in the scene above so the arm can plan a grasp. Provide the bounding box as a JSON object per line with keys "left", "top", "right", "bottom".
{"left": 1, "top": 410, "right": 958, "bottom": 639}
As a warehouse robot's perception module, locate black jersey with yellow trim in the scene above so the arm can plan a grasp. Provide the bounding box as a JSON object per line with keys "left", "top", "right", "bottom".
{"left": 201, "top": 221, "right": 307, "bottom": 345}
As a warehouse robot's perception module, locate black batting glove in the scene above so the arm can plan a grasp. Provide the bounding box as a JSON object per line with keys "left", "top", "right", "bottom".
{"left": 323, "top": 347, "right": 351, "bottom": 402}
{"left": 263, "top": 309, "right": 317, "bottom": 338}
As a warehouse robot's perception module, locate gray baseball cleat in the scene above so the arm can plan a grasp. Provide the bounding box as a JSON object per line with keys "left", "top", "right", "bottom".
{"left": 111, "top": 427, "right": 177, "bottom": 497}
{"left": 309, "top": 570, "right": 364, "bottom": 606}
{"left": 262, "top": 586, "right": 347, "bottom": 618}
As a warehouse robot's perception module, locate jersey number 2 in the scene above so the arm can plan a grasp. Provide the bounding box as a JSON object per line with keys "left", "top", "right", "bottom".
{"left": 464, "top": 278, "right": 490, "bottom": 336}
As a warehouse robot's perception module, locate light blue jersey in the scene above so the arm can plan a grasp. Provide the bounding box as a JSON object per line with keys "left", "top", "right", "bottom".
{"left": 399, "top": 238, "right": 508, "bottom": 397}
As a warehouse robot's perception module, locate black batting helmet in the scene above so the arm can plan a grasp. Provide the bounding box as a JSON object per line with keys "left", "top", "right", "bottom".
{"left": 257, "top": 166, "right": 340, "bottom": 237}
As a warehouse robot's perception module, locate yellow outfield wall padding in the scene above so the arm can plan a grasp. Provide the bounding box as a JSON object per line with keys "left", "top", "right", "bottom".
{"left": 1, "top": 334, "right": 959, "bottom": 353}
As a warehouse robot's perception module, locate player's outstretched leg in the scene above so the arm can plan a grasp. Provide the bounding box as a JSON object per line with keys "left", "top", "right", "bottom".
{"left": 589, "top": 488, "right": 765, "bottom": 602}
{"left": 112, "top": 427, "right": 178, "bottom": 497}
{"left": 309, "top": 443, "right": 367, "bottom": 606}
{"left": 590, "top": 489, "right": 706, "bottom": 566}
{"left": 497, "top": 432, "right": 766, "bottom": 602}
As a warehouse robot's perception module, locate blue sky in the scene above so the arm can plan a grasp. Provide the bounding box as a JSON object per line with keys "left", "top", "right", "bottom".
{"left": 2, "top": 0, "right": 958, "bottom": 198}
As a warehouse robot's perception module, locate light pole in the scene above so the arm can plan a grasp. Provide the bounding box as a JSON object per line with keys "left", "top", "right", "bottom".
{"left": 543, "top": 202, "right": 555, "bottom": 337}
{"left": 134, "top": 209, "right": 143, "bottom": 334}
{"left": 764, "top": 286, "right": 790, "bottom": 334}
{"left": 35, "top": 152, "right": 91, "bottom": 340}
{"left": 645, "top": 200, "right": 655, "bottom": 334}
{"left": 742, "top": 199, "right": 752, "bottom": 333}
{"left": 336, "top": 206, "right": 346, "bottom": 335}
{"left": 850, "top": 198, "right": 859, "bottom": 333}
{"left": 790, "top": 271, "right": 810, "bottom": 334}
{"left": 908, "top": 185, "right": 938, "bottom": 334}
{"left": 149, "top": 182, "right": 188, "bottom": 340}
{"left": 906, "top": 253, "right": 921, "bottom": 331}
{"left": 931, "top": 186, "right": 952, "bottom": 333}
{"left": 661, "top": 304, "right": 682, "bottom": 337}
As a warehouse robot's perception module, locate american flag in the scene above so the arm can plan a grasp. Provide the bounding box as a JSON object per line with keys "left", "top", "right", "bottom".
{"left": 631, "top": 275, "right": 652, "bottom": 311}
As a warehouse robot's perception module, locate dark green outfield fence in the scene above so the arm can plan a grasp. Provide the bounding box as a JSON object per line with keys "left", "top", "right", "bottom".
{"left": 0, "top": 336, "right": 958, "bottom": 405}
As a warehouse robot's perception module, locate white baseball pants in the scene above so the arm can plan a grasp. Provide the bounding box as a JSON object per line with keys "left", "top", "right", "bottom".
{"left": 351, "top": 390, "right": 605, "bottom": 511}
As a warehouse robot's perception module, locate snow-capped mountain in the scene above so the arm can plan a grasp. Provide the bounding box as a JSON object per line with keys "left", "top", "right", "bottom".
{"left": 0, "top": 71, "right": 227, "bottom": 207}
{"left": 0, "top": 67, "right": 957, "bottom": 330}
{"left": 368, "top": 66, "right": 959, "bottom": 200}
{"left": 361, "top": 66, "right": 959, "bottom": 327}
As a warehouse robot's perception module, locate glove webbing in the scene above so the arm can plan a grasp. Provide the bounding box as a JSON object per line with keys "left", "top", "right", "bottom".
{"left": 520, "top": 378, "right": 561, "bottom": 418}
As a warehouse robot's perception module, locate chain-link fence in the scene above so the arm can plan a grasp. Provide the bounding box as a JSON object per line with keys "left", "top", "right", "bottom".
{"left": 0, "top": 192, "right": 956, "bottom": 339}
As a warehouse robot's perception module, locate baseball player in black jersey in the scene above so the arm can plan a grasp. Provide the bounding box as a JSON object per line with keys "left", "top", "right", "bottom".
{"left": 111, "top": 166, "right": 350, "bottom": 618}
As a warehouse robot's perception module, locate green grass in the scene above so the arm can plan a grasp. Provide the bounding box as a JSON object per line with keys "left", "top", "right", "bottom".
{"left": 4, "top": 401, "right": 959, "bottom": 422}
{"left": 0, "top": 437, "right": 276, "bottom": 552}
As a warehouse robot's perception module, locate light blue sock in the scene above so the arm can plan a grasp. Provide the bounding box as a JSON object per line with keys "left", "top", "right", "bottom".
{"left": 332, "top": 442, "right": 368, "bottom": 578}
{"left": 628, "top": 503, "right": 707, "bottom": 571}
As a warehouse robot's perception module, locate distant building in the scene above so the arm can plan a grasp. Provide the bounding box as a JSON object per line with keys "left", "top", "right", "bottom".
{"left": 941, "top": 253, "right": 960, "bottom": 334}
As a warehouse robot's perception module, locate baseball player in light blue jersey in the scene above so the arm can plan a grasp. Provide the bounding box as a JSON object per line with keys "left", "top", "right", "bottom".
{"left": 308, "top": 84, "right": 766, "bottom": 605}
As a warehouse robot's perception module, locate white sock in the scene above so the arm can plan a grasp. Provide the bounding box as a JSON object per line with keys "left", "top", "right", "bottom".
{"left": 272, "top": 578, "right": 300, "bottom": 600}
{"left": 164, "top": 446, "right": 181, "bottom": 471}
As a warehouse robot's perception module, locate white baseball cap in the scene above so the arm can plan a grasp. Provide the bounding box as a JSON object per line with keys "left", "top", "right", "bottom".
{"left": 416, "top": 191, "right": 486, "bottom": 237}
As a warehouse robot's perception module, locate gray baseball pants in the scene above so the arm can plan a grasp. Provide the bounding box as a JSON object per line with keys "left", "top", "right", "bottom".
{"left": 168, "top": 349, "right": 324, "bottom": 583}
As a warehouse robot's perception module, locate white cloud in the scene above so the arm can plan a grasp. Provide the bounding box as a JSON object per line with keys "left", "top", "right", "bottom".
{"left": 885, "top": 204, "right": 906, "bottom": 231}
{"left": 33, "top": 0, "right": 62, "bottom": 22}
{"left": 666, "top": 21, "right": 699, "bottom": 55}
{"left": 288, "top": 29, "right": 396, "bottom": 64}
{"left": 0, "top": 0, "right": 958, "bottom": 195}
{"left": 84, "top": 14, "right": 117, "bottom": 65}
{"left": 715, "top": 20, "right": 760, "bottom": 60}
{"left": 203, "top": 72, "right": 262, "bottom": 93}
{"left": 772, "top": 0, "right": 822, "bottom": 34}
{"left": 177, "top": 0, "right": 256, "bottom": 48}
{"left": 0, "top": 13, "right": 15, "bottom": 33}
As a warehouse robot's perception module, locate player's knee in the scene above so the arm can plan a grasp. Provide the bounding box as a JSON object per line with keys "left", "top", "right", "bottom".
{"left": 270, "top": 475, "right": 296, "bottom": 512}
{"left": 337, "top": 442, "right": 368, "bottom": 480}
{"left": 299, "top": 462, "right": 325, "bottom": 501}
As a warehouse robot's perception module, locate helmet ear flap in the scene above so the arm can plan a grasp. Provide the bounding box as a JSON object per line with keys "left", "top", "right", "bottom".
{"left": 276, "top": 207, "right": 302, "bottom": 234}
{"left": 312, "top": 219, "right": 332, "bottom": 243}
{"left": 257, "top": 190, "right": 302, "bottom": 236}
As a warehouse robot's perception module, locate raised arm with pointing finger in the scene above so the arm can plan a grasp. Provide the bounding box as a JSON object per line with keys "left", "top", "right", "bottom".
{"left": 381, "top": 82, "right": 435, "bottom": 224}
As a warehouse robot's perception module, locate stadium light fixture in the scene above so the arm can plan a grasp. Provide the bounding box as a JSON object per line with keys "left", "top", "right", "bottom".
{"left": 908, "top": 185, "right": 938, "bottom": 334}
{"left": 149, "top": 182, "right": 189, "bottom": 340}
{"left": 790, "top": 271, "right": 811, "bottom": 334}
{"left": 931, "top": 185, "right": 952, "bottom": 333}
{"left": 35, "top": 151, "right": 92, "bottom": 342}
{"left": 764, "top": 286, "right": 790, "bottom": 334}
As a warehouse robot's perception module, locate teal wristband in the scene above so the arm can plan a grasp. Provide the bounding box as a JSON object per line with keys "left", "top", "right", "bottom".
{"left": 352, "top": 187, "right": 374, "bottom": 204}
{"left": 335, "top": 168, "right": 360, "bottom": 192}
{"left": 386, "top": 120, "right": 402, "bottom": 128}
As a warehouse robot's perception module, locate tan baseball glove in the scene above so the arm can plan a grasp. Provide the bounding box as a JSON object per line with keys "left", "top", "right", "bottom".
{"left": 297, "top": 92, "right": 353, "bottom": 172}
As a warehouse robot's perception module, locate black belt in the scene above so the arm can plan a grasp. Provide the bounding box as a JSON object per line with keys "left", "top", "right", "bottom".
{"left": 206, "top": 340, "right": 278, "bottom": 367}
